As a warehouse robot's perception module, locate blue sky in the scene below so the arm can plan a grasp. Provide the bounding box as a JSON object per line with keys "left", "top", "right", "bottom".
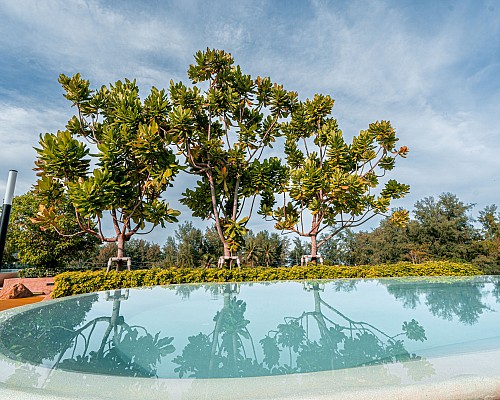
{"left": 1, "top": 0, "right": 499, "bottom": 243}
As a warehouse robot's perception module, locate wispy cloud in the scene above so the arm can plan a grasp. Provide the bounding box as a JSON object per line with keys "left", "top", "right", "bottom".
{"left": 1, "top": 0, "right": 500, "bottom": 240}
{"left": 0, "top": 101, "right": 71, "bottom": 195}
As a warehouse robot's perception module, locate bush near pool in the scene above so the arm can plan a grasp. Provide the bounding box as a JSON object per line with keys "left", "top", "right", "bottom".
{"left": 51, "top": 261, "right": 483, "bottom": 298}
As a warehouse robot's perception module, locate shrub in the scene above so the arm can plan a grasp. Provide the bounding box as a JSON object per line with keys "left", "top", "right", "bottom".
{"left": 52, "top": 261, "right": 483, "bottom": 298}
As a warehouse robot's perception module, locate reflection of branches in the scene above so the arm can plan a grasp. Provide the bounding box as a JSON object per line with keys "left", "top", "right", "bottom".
{"left": 1, "top": 291, "right": 175, "bottom": 378}
{"left": 0, "top": 295, "right": 98, "bottom": 363}
{"left": 174, "top": 284, "right": 264, "bottom": 379}
{"left": 491, "top": 276, "right": 500, "bottom": 303}
{"left": 174, "top": 284, "right": 201, "bottom": 300}
{"left": 260, "top": 284, "right": 428, "bottom": 377}
{"left": 173, "top": 282, "right": 432, "bottom": 381}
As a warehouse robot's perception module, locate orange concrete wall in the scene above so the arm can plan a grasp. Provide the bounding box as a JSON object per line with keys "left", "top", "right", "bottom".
{"left": 2, "top": 277, "right": 55, "bottom": 295}
{"left": 0, "top": 272, "right": 18, "bottom": 287}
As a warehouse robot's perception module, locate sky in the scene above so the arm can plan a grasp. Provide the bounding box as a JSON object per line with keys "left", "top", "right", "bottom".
{"left": 1, "top": 0, "right": 500, "bottom": 244}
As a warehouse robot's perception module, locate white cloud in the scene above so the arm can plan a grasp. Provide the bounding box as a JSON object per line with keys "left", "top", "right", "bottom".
{"left": 0, "top": 0, "right": 191, "bottom": 86}
{"left": 1, "top": 0, "right": 500, "bottom": 242}
{"left": 0, "top": 102, "right": 72, "bottom": 196}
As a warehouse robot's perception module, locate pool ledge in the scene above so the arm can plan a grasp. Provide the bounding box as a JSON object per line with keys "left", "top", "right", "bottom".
{"left": 1, "top": 348, "right": 500, "bottom": 400}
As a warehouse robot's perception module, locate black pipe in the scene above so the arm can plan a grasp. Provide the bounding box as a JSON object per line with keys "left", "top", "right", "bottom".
{"left": 0, "top": 170, "right": 18, "bottom": 269}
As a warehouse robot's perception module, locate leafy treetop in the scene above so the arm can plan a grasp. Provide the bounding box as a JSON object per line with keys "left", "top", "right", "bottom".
{"left": 33, "top": 74, "right": 180, "bottom": 262}
{"left": 164, "top": 48, "right": 297, "bottom": 257}
{"left": 265, "top": 93, "right": 410, "bottom": 257}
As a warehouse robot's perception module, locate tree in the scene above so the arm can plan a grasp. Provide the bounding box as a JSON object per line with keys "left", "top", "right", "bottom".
{"left": 165, "top": 49, "right": 296, "bottom": 264}
{"left": 288, "top": 237, "right": 310, "bottom": 266}
{"left": 346, "top": 218, "right": 412, "bottom": 265}
{"left": 175, "top": 222, "right": 205, "bottom": 268}
{"left": 478, "top": 204, "right": 500, "bottom": 240}
{"left": 410, "top": 193, "right": 479, "bottom": 262}
{"left": 121, "top": 239, "right": 162, "bottom": 268}
{"left": 32, "top": 74, "right": 180, "bottom": 268}
{"left": 4, "top": 192, "right": 99, "bottom": 269}
{"left": 316, "top": 230, "right": 353, "bottom": 265}
{"left": 253, "top": 230, "right": 288, "bottom": 267}
{"left": 162, "top": 236, "right": 178, "bottom": 266}
{"left": 471, "top": 204, "right": 500, "bottom": 273}
{"left": 265, "top": 93, "right": 410, "bottom": 260}
{"left": 341, "top": 193, "right": 484, "bottom": 266}
{"left": 162, "top": 223, "right": 224, "bottom": 268}
{"left": 241, "top": 236, "right": 261, "bottom": 268}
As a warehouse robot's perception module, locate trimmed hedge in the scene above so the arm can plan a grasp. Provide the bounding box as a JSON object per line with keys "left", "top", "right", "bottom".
{"left": 52, "top": 261, "right": 483, "bottom": 298}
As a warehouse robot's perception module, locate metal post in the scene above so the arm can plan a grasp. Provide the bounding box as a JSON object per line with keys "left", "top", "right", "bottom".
{"left": 0, "top": 170, "right": 18, "bottom": 269}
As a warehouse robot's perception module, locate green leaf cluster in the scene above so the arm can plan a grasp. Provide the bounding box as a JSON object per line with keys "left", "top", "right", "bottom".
{"left": 32, "top": 48, "right": 410, "bottom": 262}
{"left": 33, "top": 73, "right": 181, "bottom": 252}
{"left": 169, "top": 48, "right": 298, "bottom": 255}
{"left": 5, "top": 192, "right": 99, "bottom": 270}
{"left": 269, "top": 92, "right": 410, "bottom": 255}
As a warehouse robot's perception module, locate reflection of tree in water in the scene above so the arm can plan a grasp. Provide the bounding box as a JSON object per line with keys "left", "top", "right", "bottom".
{"left": 173, "top": 283, "right": 265, "bottom": 378}
{"left": 385, "top": 279, "right": 491, "bottom": 325}
{"left": 0, "top": 290, "right": 174, "bottom": 378}
{"left": 174, "top": 283, "right": 202, "bottom": 300}
{"left": 173, "top": 282, "right": 429, "bottom": 379}
{"left": 263, "top": 283, "right": 427, "bottom": 375}
{"left": 489, "top": 276, "right": 500, "bottom": 303}
{"left": 0, "top": 295, "right": 98, "bottom": 363}
{"left": 331, "top": 279, "right": 358, "bottom": 293}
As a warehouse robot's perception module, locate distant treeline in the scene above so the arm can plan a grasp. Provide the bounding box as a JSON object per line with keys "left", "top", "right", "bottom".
{"left": 79, "top": 192, "right": 500, "bottom": 272}
{"left": 5, "top": 192, "right": 500, "bottom": 273}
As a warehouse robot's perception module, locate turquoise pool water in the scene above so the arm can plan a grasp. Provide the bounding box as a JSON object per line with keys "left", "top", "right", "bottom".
{"left": 1, "top": 276, "right": 500, "bottom": 383}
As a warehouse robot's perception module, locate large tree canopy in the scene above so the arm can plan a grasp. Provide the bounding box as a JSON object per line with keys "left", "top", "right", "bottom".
{"left": 164, "top": 49, "right": 297, "bottom": 261}
{"left": 265, "top": 94, "right": 410, "bottom": 258}
{"left": 33, "top": 74, "right": 180, "bottom": 266}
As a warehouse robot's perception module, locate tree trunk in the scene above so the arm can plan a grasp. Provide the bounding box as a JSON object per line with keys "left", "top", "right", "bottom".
{"left": 117, "top": 234, "right": 125, "bottom": 270}
{"left": 223, "top": 242, "right": 231, "bottom": 257}
{"left": 311, "top": 235, "right": 318, "bottom": 258}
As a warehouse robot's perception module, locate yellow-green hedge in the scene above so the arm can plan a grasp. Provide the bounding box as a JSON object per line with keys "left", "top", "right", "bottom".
{"left": 51, "top": 261, "right": 483, "bottom": 298}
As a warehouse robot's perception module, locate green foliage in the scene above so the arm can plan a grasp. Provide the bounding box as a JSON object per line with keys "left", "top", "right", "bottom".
{"left": 88, "top": 239, "right": 164, "bottom": 269}
{"left": 241, "top": 230, "right": 289, "bottom": 268}
{"left": 4, "top": 192, "right": 99, "bottom": 270}
{"left": 52, "top": 261, "right": 482, "bottom": 298}
{"left": 344, "top": 193, "right": 483, "bottom": 266}
{"left": 411, "top": 193, "right": 479, "bottom": 261}
{"left": 161, "top": 223, "right": 224, "bottom": 268}
{"left": 33, "top": 73, "right": 181, "bottom": 260}
{"left": 167, "top": 48, "right": 297, "bottom": 256}
{"left": 1, "top": 289, "right": 174, "bottom": 378}
{"left": 268, "top": 93, "right": 409, "bottom": 256}
{"left": 471, "top": 205, "right": 500, "bottom": 273}
{"left": 478, "top": 205, "right": 500, "bottom": 240}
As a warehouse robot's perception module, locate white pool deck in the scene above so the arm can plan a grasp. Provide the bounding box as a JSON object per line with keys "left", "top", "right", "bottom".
{"left": 1, "top": 302, "right": 500, "bottom": 399}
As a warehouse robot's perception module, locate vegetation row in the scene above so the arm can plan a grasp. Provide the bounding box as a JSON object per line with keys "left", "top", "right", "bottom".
{"left": 9, "top": 190, "right": 500, "bottom": 275}
{"left": 51, "top": 261, "right": 482, "bottom": 298}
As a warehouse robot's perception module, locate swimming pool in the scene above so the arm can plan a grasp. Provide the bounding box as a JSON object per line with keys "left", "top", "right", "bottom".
{"left": 1, "top": 276, "right": 500, "bottom": 399}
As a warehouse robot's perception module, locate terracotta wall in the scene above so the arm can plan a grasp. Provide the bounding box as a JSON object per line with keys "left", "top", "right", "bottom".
{"left": 2, "top": 277, "right": 55, "bottom": 295}
{"left": 0, "top": 272, "right": 18, "bottom": 287}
